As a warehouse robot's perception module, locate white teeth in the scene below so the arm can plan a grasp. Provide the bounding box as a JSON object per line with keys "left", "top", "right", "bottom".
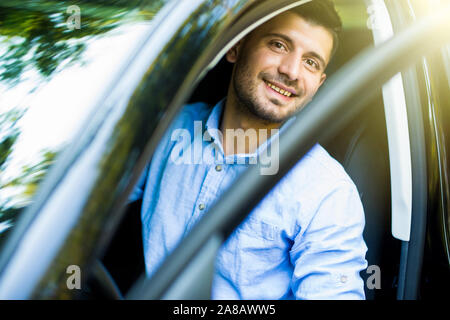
{"left": 266, "top": 81, "right": 292, "bottom": 97}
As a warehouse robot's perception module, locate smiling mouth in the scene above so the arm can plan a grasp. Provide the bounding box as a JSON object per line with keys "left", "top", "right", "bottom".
{"left": 263, "top": 80, "right": 297, "bottom": 98}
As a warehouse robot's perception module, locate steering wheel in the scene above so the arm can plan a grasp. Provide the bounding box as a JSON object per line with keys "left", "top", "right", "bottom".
{"left": 89, "top": 260, "right": 124, "bottom": 299}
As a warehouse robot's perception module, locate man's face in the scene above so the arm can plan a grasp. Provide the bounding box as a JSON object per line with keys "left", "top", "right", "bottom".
{"left": 227, "top": 11, "right": 334, "bottom": 123}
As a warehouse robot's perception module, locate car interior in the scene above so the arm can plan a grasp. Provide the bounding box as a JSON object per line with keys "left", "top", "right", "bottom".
{"left": 97, "top": 4, "right": 403, "bottom": 300}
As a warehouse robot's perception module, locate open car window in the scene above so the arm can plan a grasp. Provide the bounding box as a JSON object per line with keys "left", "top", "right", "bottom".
{"left": 123, "top": 0, "right": 387, "bottom": 299}
{"left": 124, "top": 0, "right": 450, "bottom": 300}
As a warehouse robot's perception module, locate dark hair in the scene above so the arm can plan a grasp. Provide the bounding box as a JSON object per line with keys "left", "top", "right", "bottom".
{"left": 290, "top": 0, "right": 342, "bottom": 58}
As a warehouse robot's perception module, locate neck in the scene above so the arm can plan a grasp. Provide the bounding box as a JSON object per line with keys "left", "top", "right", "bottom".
{"left": 220, "top": 93, "right": 281, "bottom": 156}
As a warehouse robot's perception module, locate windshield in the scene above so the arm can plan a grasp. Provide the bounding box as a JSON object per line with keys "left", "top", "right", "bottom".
{"left": 0, "top": 0, "right": 169, "bottom": 251}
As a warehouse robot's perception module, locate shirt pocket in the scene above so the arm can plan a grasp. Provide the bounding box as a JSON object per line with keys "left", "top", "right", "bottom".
{"left": 236, "top": 216, "right": 278, "bottom": 241}
{"left": 218, "top": 216, "right": 286, "bottom": 286}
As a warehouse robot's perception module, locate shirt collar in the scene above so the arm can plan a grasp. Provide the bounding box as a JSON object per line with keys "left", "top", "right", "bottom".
{"left": 204, "top": 98, "right": 296, "bottom": 160}
{"left": 205, "top": 98, "right": 224, "bottom": 141}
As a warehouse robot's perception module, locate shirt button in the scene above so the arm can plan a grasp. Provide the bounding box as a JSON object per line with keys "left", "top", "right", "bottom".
{"left": 198, "top": 203, "right": 205, "bottom": 210}
{"left": 340, "top": 275, "right": 348, "bottom": 283}
{"left": 215, "top": 165, "right": 222, "bottom": 172}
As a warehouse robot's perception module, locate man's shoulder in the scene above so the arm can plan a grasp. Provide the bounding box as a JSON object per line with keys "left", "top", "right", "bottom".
{"left": 275, "top": 144, "right": 364, "bottom": 237}
{"left": 150, "top": 101, "right": 212, "bottom": 159}
{"left": 305, "top": 144, "right": 351, "bottom": 182}
{"left": 280, "top": 144, "right": 360, "bottom": 203}
{"left": 171, "top": 101, "right": 212, "bottom": 129}
{"left": 293, "top": 144, "right": 353, "bottom": 185}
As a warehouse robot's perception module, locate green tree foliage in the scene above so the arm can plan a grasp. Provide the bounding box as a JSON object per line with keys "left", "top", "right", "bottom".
{"left": 0, "top": 0, "right": 161, "bottom": 85}
{"left": 0, "top": 109, "right": 23, "bottom": 168}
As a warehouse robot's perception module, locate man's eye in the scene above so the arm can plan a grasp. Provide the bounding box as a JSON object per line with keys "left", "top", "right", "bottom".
{"left": 305, "top": 58, "right": 319, "bottom": 70}
{"left": 270, "top": 41, "right": 286, "bottom": 51}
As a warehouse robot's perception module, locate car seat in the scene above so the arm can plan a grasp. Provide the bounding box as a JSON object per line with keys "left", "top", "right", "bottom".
{"left": 322, "top": 95, "right": 401, "bottom": 300}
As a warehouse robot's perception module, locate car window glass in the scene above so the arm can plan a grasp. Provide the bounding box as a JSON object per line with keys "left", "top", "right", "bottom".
{"left": 0, "top": 0, "right": 169, "bottom": 251}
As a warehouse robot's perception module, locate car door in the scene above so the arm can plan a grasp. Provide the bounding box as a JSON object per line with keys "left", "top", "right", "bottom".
{"left": 0, "top": 0, "right": 448, "bottom": 300}
{"left": 394, "top": 0, "right": 450, "bottom": 300}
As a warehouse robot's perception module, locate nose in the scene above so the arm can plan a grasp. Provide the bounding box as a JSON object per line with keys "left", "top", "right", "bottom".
{"left": 277, "top": 52, "right": 301, "bottom": 82}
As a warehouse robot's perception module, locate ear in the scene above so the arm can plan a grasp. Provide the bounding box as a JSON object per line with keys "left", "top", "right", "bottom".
{"left": 226, "top": 40, "right": 243, "bottom": 63}
{"left": 318, "top": 73, "right": 327, "bottom": 87}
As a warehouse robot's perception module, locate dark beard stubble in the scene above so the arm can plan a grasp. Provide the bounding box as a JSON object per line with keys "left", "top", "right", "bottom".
{"left": 232, "top": 60, "right": 291, "bottom": 124}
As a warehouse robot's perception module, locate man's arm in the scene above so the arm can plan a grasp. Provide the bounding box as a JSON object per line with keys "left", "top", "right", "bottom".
{"left": 289, "top": 180, "right": 368, "bottom": 299}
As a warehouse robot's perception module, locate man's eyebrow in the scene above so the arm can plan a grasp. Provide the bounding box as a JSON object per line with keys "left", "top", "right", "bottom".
{"left": 306, "top": 51, "right": 326, "bottom": 69}
{"left": 264, "top": 32, "right": 327, "bottom": 69}
{"left": 265, "top": 32, "right": 294, "bottom": 47}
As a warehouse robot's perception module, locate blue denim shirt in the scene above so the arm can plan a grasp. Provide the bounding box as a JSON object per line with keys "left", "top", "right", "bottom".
{"left": 131, "top": 99, "right": 368, "bottom": 299}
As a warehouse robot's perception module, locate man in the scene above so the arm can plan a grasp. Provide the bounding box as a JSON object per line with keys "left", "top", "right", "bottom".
{"left": 132, "top": 0, "right": 368, "bottom": 299}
